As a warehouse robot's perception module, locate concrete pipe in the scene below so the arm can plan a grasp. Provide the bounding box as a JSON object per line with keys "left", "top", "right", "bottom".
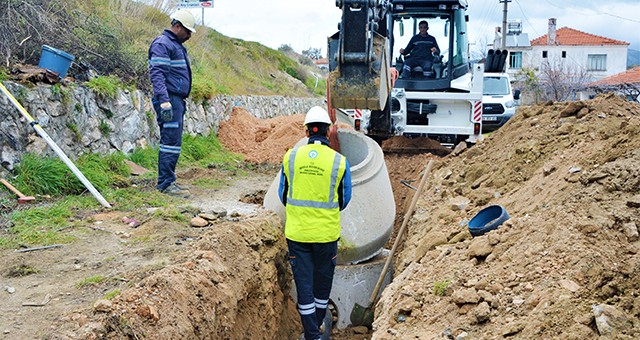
{"left": 263, "top": 129, "right": 395, "bottom": 264}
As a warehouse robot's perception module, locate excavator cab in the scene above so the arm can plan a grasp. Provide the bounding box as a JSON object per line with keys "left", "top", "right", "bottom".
{"left": 330, "top": 1, "right": 482, "bottom": 146}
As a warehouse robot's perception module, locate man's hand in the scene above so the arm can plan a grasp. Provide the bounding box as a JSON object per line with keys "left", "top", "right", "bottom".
{"left": 160, "top": 102, "right": 173, "bottom": 121}
{"left": 399, "top": 48, "right": 405, "bottom": 55}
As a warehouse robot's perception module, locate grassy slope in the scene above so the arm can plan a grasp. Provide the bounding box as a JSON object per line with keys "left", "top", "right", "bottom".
{"left": 4, "top": 0, "right": 323, "bottom": 100}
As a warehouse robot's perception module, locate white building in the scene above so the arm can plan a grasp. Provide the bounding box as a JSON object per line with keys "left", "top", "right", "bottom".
{"left": 520, "top": 18, "right": 628, "bottom": 81}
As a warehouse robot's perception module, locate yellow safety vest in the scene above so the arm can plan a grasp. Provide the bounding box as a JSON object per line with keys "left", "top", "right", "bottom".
{"left": 283, "top": 143, "right": 347, "bottom": 243}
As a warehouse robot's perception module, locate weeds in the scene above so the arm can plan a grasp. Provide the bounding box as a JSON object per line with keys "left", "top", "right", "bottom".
{"left": 13, "top": 152, "right": 128, "bottom": 196}
{"left": 4, "top": 203, "right": 75, "bottom": 248}
{"left": 98, "top": 120, "right": 112, "bottom": 137}
{"left": 6, "top": 264, "right": 39, "bottom": 277}
{"left": 1, "top": 134, "right": 244, "bottom": 248}
{"left": 181, "top": 132, "right": 243, "bottom": 168}
{"left": 87, "top": 75, "right": 122, "bottom": 99}
{"left": 103, "top": 289, "right": 121, "bottom": 300}
{"left": 193, "top": 177, "right": 226, "bottom": 189}
{"left": 128, "top": 145, "right": 158, "bottom": 171}
{"left": 433, "top": 279, "right": 451, "bottom": 296}
{"left": 67, "top": 122, "right": 82, "bottom": 141}
{"left": 77, "top": 275, "right": 108, "bottom": 288}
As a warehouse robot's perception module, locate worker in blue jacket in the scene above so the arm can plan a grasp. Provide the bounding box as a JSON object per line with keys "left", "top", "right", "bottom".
{"left": 278, "top": 106, "right": 352, "bottom": 340}
{"left": 148, "top": 10, "right": 196, "bottom": 197}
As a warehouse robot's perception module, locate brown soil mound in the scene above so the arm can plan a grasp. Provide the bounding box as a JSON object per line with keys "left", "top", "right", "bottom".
{"left": 72, "top": 216, "right": 300, "bottom": 339}
{"left": 373, "top": 93, "right": 640, "bottom": 339}
{"left": 382, "top": 136, "right": 452, "bottom": 157}
{"left": 218, "top": 107, "right": 306, "bottom": 164}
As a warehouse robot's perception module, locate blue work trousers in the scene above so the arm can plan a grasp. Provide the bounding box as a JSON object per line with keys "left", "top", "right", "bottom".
{"left": 401, "top": 58, "right": 434, "bottom": 78}
{"left": 287, "top": 239, "right": 337, "bottom": 340}
{"left": 153, "top": 94, "right": 185, "bottom": 191}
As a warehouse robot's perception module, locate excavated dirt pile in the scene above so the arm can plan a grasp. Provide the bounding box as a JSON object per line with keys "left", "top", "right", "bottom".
{"left": 218, "top": 107, "right": 306, "bottom": 164}
{"left": 372, "top": 93, "right": 640, "bottom": 339}
{"left": 72, "top": 216, "right": 301, "bottom": 339}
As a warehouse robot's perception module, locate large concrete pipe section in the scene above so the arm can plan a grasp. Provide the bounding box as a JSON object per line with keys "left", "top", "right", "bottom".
{"left": 263, "top": 129, "right": 395, "bottom": 264}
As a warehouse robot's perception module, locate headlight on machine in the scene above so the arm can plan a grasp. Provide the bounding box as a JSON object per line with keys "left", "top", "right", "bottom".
{"left": 505, "top": 100, "right": 515, "bottom": 108}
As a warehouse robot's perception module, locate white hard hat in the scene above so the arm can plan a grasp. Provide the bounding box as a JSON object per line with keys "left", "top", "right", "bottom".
{"left": 304, "top": 106, "right": 332, "bottom": 125}
{"left": 171, "top": 10, "right": 197, "bottom": 33}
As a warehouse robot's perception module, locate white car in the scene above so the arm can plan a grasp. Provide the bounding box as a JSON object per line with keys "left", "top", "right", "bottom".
{"left": 482, "top": 73, "right": 520, "bottom": 132}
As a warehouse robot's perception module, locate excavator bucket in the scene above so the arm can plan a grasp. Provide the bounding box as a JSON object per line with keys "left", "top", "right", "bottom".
{"left": 329, "top": 33, "right": 391, "bottom": 111}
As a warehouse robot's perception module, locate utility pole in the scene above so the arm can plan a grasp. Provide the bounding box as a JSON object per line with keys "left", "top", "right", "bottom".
{"left": 500, "top": 0, "right": 510, "bottom": 50}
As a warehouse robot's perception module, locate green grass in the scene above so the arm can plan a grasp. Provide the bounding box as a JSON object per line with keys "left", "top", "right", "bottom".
{"left": 180, "top": 132, "right": 243, "bottom": 168}
{"left": 2, "top": 203, "right": 76, "bottom": 248}
{"left": 86, "top": 75, "right": 123, "bottom": 98}
{"left": 0, "top": 133, "right": 245, "bottom": 249}
{"left": 103, "top": 289, "right": 121, "bottom": 300}
{"left": 77, "top": 275, "right": 109, "bottom": 288}
{"left": 128, "top": 145, "right": 158, "bottom": 171}
{"left": 154, "top": 207, "right": 189, "bottom": 223}
{"left": 433, "top": 279, "right": 451, "bottom": 296}
{"left": 5, "top": 0, "right": 325, "bottom": 99}
{"left": 193, "top": 177, "right": 226, "bottom": 189}
{"left": 12, "top": 152, "right": 130, "bottom": 197}
{"left": 98, "top": 120, "right": 112, "bottom": 137}
{"left": 66, "top": 122, "right": 82, "bottom": 141}
{"left": 6, "top": 264, "right": 39, "bottom": 277}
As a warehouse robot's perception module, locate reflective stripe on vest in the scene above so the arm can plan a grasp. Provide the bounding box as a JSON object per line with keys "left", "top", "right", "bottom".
{"left": 286, "top": 148, "right": 342, "bottom": 209}
{"left": 283, "top": 143, "right": 346, "bottom": 243}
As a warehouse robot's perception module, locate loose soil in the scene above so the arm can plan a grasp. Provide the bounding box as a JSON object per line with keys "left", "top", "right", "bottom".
{"left": 1, "top": 94, "right": 639, "bottom": 339}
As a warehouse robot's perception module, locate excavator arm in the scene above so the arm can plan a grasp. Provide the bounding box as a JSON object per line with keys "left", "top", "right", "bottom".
{"left": 328, "top": 0, "right": 393, "bottom": 111}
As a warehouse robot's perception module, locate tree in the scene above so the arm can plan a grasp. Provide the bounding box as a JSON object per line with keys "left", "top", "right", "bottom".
{"left": 538, "top": 57, "right": 593, "bottom": 102}
{"left": 301, "top": 47, "right": 322, "bottom": 60}
{"left": 514, "top": 67, "right": 541, "bottom": 104}
{"left": 278, "top": 44, "right": 295, "bottom": 54}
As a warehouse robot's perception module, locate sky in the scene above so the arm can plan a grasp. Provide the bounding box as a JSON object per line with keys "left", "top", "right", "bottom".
{"left": 185, "top": 0, "right": 640, "bottom": 55}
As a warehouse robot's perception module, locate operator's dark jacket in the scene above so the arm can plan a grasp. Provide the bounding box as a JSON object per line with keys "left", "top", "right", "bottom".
{"left": 403, "top": 33, "right": 439, "bottom": 61}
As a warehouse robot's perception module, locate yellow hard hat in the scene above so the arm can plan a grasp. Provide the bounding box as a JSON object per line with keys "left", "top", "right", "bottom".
{"left": 304, "top": 106, "right": 332, "bottom": 125}
{"left": 171, "top": 10, "right": 196, "bottom": 33}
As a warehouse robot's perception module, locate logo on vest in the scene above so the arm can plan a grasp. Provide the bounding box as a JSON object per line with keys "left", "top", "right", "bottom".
{"left": 308, "top": 150, "right": 318, "bottom": 159}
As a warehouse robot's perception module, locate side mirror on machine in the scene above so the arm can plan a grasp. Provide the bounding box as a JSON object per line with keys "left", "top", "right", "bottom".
{"left": 514, "top": 89, "right": 521, "bottom": 100}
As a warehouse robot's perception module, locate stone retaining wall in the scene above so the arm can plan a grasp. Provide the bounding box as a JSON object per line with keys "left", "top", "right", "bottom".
{"left": 0, "top": 81, "right": 323, "bottom": 169}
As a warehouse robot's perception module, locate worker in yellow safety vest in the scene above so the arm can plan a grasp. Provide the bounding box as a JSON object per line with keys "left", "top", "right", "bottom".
{"left": 278, "top": 106, "right": 352, "bottom": 340}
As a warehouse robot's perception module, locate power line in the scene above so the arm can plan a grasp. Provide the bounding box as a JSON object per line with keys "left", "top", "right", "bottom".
{"left": 513, "top": 0, "right": 540, "bottom": 37}
{"left": 473, "top": 0, "right": 501, "bottom": 45}
{"left": 543, "top": 0, "right": 640, "bottom": 24}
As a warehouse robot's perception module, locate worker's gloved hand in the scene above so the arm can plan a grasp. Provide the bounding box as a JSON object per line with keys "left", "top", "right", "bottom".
{"left": 160, "top": 102, "right": 173, "bottom": 121}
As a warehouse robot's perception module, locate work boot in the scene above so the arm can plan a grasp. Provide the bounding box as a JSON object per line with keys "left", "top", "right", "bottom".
{"left": 174, "top": 182, "right": 190, "bottom": 190}
{"left": 161, "top": 183, "right": 190, "bottom": 198}
{"left": 298, "top": 335, "right": 321, "bottom": 340}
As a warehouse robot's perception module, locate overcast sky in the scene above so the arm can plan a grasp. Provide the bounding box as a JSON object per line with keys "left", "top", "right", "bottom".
{"left": 187, "top": 0, "right": 640, "bottom": 54}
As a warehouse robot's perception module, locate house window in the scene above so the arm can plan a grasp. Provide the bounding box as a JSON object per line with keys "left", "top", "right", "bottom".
{"left": 588, "top": 54, "right": 607, "bottom": 71}
{"left": 510, "top": 51, "right": 522, "bottom": 69}
{"left": 542, "top": 51, "right": 548, "bottom": 58}
{"left": 562, "top": 51, "right": 566, "bottom": 58}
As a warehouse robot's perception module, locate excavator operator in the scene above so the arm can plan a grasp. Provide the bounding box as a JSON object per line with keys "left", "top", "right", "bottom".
{"left": 399, "top": 20, "right": 440, "bottom": 78}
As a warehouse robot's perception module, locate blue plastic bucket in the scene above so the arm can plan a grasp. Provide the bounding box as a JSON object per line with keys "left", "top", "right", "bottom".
{"left": 468, "top": 205, "right": 510, "bottom": 237}
{"left": 38, "top": 45, "right": 75, "bottom": 78}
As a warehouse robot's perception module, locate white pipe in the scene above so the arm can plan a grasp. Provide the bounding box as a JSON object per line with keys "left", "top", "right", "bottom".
{"left": 1, "top": 83, "right": 112, "bottom": 208}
